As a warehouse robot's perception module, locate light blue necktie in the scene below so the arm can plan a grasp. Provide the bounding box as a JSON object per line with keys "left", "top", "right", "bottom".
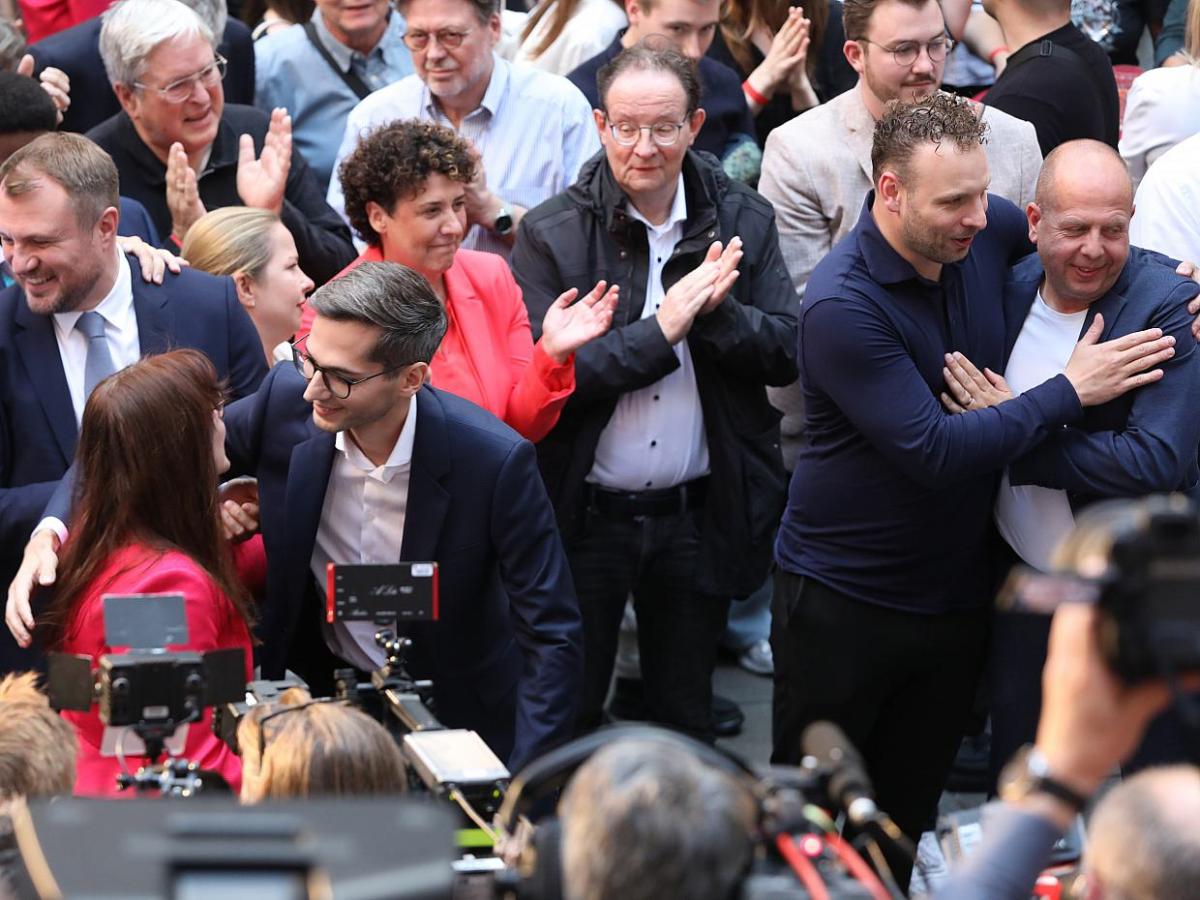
{"left": 75, "top": 311, "right": 117, "bottom": 398}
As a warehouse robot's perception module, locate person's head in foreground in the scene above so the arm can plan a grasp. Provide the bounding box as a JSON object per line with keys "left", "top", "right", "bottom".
{"left": 0, "top": 672, "right": 77, "bottom": 812}
{"left": 237, "top": 687, "right": 408, "bottom": 802}
{"left": 558, "top": 737, "right": 757, "bottom": 900}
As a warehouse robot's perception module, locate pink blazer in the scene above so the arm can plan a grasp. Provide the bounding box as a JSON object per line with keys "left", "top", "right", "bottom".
{"left": 301, "top": 247, "right": 574, "bottom": 442}
{"left": 58, "top": 544, "right": 254, "bottom": 797}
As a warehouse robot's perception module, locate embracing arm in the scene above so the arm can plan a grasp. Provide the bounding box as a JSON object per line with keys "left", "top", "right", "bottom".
{"left": 491, "top": 438, "right": 583, "bottom": 771}
{"left": 803, "top": 297, "right": 1083, "bottom": 487}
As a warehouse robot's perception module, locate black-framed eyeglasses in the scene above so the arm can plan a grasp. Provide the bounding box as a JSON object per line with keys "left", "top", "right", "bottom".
{"left": 605, "top": 118, "right": 689, "bottom": 147}
{"left": 256, "top": 698, "right": 347, "bottom": 762}
{"left": 858, "top": 36, "right": 954, "bottom": 66}
{"left": 292, "top": 337, "right": 407, "bottom": 400}
{"left": 403, "top": 27, "right": 474, "bottom": 51}
{"left": 133, "top": 54, "right": 227, "bottom": 104}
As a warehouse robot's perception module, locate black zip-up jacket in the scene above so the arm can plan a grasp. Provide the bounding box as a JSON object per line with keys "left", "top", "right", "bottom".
{"left": 511, "top": 149, "right": 798, "bottom": 597}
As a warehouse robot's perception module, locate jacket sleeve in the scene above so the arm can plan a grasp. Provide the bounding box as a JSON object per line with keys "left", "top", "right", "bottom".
{"left": 1009, "top": 281, "right": 1200, "bottom": 495}
{"left": 223, "top": 364, "right": 279, "bottom": 478}
{"left": 686, "top": 209, "right": 798, "bottom": 386}
{"left": 280, "top": 148, "right": 357, "bottom": 286}
{"left": 483, "top": 264, "right": 573, "bottom": 442}
{"left": 512, "top": 215, "right": 682, "bottom": 405}
{"left": 223, "top": 278, "right": 269, "bottom": 400}
{"left": 490, "top": 438, "right": 582, "bottom": 770}
{"left": 803, "top": 296, "right": 1084, "bottom": 487}
{"left": 935, "top": 804, "right": 1064, "bottom": 900}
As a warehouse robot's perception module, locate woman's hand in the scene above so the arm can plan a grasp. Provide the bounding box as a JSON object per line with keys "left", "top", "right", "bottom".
{"left": 744, "top": 8, "right": 811, "bottom": 111}
{"left": 940, "top": 351, "right": 1014, "bottom": 413}
{"left": 220, "top": 479, "right": 261, "bottom": 543}
{"left": 539, "top": 280, "right": 620, "bottom": 364}
{"left": 115, "top": 235, "right": 188, "bottom": 284}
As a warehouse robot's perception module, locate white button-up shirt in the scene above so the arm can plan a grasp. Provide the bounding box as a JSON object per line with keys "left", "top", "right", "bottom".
{"left": 588, "top": 177, "right": 709, "bottom": 491}
{"left": 51, "top": 250, "right": 139, "bottom": 424}
{"left": 311, "top": 400, "right": 418, "bottom": 670}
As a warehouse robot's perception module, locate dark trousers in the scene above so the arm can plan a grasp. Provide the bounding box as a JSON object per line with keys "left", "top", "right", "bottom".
{"left": 567, "top": 503, "right": 730, "bottom": 742}
{"left": 771, "top": 571, "right": 989, "bottom": 878}
{"left": 987, "top": 611, "right": 1051, "bottom": 787}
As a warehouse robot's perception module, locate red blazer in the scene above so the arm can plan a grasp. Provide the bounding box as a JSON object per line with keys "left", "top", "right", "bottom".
{"left": 17, "top": 0, "right": 108, "bottom": 42}
{"left": 58, "top": 544, "right": 254, "bottom": 797}
{"left": 300, "top": 247, "right": 574, "bottom": 442}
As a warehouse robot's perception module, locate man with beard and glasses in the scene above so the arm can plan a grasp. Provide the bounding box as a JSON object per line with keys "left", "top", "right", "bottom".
{"left": 769, "top": 93, "right": 1174, "bottom": 888}
{"left": 757, "top": 0, "right": 1041, "bottom": 470}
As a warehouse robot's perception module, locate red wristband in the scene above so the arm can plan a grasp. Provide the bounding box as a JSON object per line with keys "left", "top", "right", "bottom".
{"left": 742, "top": 79, "right": 769, "bottom": 106}
{"left": 988, "top": 46, "right": 1010, "bottom": 64}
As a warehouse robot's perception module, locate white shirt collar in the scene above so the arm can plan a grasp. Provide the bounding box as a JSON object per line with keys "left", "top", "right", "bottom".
{"left": 52, "top": 248, "right": 133, "bottom": 339}
{"left": 334, "top": 394, "right": 418, "bottom": 480}
{"left": 627, "top": 173, "right": 688, "bottom": 236}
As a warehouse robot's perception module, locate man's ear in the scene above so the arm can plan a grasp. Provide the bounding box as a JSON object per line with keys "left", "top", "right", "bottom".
{"left": 113, "top": 82, "right": 139, "bottom": 119}
{"left": 593, "top": 108, "right": 608, "bottom": 143}
{"left": 626, "top": 0, "right": 644, "bottom": 28}
{"left": 844, "top": 38, "right": 865, "bottom": 76}
{"left": 95, "top": 206, "right": 119, "bottom": 243}
{"left": 401, "top": 361, "right": 430, "bottom": 395}
{"left": 1026, "top": 201, "right": 1042, "bottom": 245}
{"left": 877, "top": 170, "right": 903, "bottom": 213}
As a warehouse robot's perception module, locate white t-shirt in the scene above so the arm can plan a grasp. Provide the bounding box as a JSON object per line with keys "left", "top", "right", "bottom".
{"left": 995, "top": 291, "right": 1086, "bottom": 571}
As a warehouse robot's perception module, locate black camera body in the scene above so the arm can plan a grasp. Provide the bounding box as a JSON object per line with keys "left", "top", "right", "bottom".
{"left": 98, "top": 651, "right": 206, "bottom": 728}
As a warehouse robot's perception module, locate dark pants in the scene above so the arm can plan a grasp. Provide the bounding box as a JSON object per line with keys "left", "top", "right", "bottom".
{"left": 567, "top": 501, "right": 730, "bottom": 742}
{"left": 771, "top": 571, "right": 989, "bottom": 882}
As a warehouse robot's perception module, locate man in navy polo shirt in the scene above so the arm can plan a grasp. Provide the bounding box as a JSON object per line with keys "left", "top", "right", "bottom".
{"left": 769, "top": 93, "right": 1175, "bottom": 882}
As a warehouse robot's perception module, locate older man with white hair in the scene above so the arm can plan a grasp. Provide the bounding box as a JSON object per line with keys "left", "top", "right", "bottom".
{"left": 86, "top": 0, "right": 356, "bottom": 285}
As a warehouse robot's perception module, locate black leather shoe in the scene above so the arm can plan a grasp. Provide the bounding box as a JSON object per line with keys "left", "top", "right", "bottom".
{"left": 712, "top": 694, "right": 744, "bottom": 737}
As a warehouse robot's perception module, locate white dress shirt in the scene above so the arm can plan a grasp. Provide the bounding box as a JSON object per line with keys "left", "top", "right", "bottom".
{"left": 311, "top": 400, "right": 418, "bottom": 670}
{"left": 328, "top": 54, "right": 599, "bottom": 257}
{"left": 995, "top": 291, "right": 1085, "bottom": 571}
{"left": 51, "top": 250, "right": 139, "bottom": 424}
{"left": 588, "top": 177, "right": 710, "bottom": 492}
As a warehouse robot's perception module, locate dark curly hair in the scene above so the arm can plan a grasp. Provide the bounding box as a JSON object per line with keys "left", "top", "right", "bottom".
{"left": 870, "top": 93, "right": 989, "bottom": 186}
{"left": 338, "top": 119, "right": 477, "bottom": 247}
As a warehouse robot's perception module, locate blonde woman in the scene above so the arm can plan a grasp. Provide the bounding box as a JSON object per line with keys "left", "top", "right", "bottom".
{"left": 237, "top": 688, "right": 407, "bottom": 802}
{"left": 182, "top": 207, "right": 315, "bottom": 365}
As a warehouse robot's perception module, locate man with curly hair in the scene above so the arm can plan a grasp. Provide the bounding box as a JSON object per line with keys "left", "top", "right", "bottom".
{"left": 770, "top": 93, "right": 1175, "bottom": 885}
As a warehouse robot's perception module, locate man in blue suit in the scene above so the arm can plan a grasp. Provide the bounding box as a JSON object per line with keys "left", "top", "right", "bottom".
{"left": 939, "top": 139, "right": 1200, "bottom": 779}
{"left": 0, "top": 131, "right": 267, "bottom": 673}
{"left": 222, "top": 262, "right": 582, "bottom": 771}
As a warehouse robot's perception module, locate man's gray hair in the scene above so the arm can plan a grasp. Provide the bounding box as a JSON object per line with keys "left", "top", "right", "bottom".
{"left": 559, "top": 737, "right": 756, "bottom": 900}
{"left": 99, "top": 0, "right": 215, "bottom": 88}
{"left": 308, "top": 262, "right": 448, "bottom": 370}
{"left": 1086, "top": 765, "right": 1200, "bottom": 900}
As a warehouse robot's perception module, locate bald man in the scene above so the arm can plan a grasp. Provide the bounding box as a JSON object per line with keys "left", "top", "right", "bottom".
{"left": 941, "top": 139, "right": 1200, "bottom": 780}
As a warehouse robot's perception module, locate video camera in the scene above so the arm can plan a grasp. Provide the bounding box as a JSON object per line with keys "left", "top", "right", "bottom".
{"left": 46, "top": 592, "right": 246, "bottom": 796}
{"left": 1003, "top": 494, "right": 1200, "bottom": 682}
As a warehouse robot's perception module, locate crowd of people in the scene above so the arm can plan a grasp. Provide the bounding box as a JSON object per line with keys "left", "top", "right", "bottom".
{"left": 0, "top": 0, "right": 1197, "bottom": 895}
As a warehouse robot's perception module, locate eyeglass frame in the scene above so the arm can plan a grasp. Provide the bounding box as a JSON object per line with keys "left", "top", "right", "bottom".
{"left": 255, "top": 698, "right": 348, "bottom": 762}
{"left": 132, "top": 53, "right": 228, "bottom": 103}
{"left": 402, "top": 27, "right": 476, "bottom": 51}
{"left": 857, "top": 36, "right": 955, "bottom": 67}
{"left": 604, "top": 117, "right": 691, "bottom": 147}
{"left": 292, "top": 336, "right": 409, "bottom": 400}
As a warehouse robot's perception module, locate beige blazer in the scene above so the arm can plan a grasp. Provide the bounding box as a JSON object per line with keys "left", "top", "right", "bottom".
{"left": 758, "top": 86, "right": 1043, "bottom": 468}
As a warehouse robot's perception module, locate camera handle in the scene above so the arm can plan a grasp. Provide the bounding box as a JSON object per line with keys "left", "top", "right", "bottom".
{"left": 370, "top": 628, "right": 442, "bottom": 734}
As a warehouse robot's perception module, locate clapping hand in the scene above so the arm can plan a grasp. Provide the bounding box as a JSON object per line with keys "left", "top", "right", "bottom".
{"left": 166, "top": 142, "right": 207, "bottom": 242}
{"left": 17, "top": 54, "right": 70, "bottom": 125}
{"left": 758, "top": 8, "right": 810, "bottom": 98}
{"left": 698, "top": 237, "right": 743, "bottom": 314}
{"left": 539, "top": 280, "right": 620, "bottom": 363}
{"left": 237, "top": 107, "right": 292, "bottom": 215}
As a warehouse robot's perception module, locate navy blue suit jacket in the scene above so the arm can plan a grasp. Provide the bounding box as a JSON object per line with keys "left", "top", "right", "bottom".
{"left": 117, "top": 197, "right": 159, "bottom": 245}
{"left": 28, "top": 16, "right": 256, "bottom": 136}
{"left": 0, "top": 260, "right": 266, "bottom": 670}
{"left": 1003, "top": 248, "right": 1200, "bottom": 506}
{"left": 223, "top": 366, "right": 583, "bottom": 770}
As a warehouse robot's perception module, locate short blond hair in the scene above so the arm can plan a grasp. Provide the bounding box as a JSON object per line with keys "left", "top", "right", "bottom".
{"left": 0, "top": 673, "right": 76, "bottom": 804}
{"left": 238, "top": 688, "right": 407, "bottom": 803}
{"left": 181, "top": 207, "right": 279, "bottom": 281}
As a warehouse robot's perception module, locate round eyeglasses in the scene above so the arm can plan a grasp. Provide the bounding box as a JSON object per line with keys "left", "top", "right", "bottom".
{"left": 292, "top": 339, "right": 406, "bottom": 400}
{"left": 606, "top": 119, "right": 689, "bottom": 147}
{"left": 858, "top": 36, "right": 954, "bottom": 67}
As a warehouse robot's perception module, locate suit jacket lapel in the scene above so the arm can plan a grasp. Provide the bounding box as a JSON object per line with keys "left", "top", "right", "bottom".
{"left": 1081, "top": 286, "right": 1128, "bottom": 341}
{"left": 441, "top": 261, "right": 496, "bottom": 409}
{"left": 13, "top": 297, "right": 77, "bottom": 463}
{"left": 284, "top": 431, "right": 336, "bottom": 599}
{"left": 401, "top": 388, "right": 451, "bottom": 562}
{"left": 131, "top": 271, "right": 174, "bottom": 355}
{"left": 840, "top": 89, "right": 875, "bottom": 184}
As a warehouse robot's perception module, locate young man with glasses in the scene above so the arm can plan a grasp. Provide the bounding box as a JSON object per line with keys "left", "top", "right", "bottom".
{"left": 327, "top": 0, "right": 597, "bottom": 259}
{"left": 510, "top": 44, "right": 797, "bottom": 743}
{"left": 758, "top": 0, "right": 1042, "bottom": 469}
{"left": 87, "top": 0, "right": 356, "bottom": 286}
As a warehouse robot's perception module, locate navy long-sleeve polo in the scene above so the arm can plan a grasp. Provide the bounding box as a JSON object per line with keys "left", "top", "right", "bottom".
{"left": 775, "top": 195, "right": 1083, "bottom": 613}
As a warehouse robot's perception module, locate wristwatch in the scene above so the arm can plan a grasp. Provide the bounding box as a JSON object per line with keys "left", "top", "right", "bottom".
{"left": 998, "top": 744, "right": 1091, "bottom": 813}
{"left": 492, "top": 205, "right": 514, "bottom": 236}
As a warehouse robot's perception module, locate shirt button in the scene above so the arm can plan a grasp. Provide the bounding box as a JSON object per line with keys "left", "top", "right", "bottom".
{"left": 645, "top": 481, "right": 653, "bottom": 487}
{"left": 650, "top": 440, "right": 657, "bottom": 447}
{"left": 653, "top": 395, "right": 660, "bottom": 401}
{"left": 620, "top": 250, "right": 628, "bottom": 258}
